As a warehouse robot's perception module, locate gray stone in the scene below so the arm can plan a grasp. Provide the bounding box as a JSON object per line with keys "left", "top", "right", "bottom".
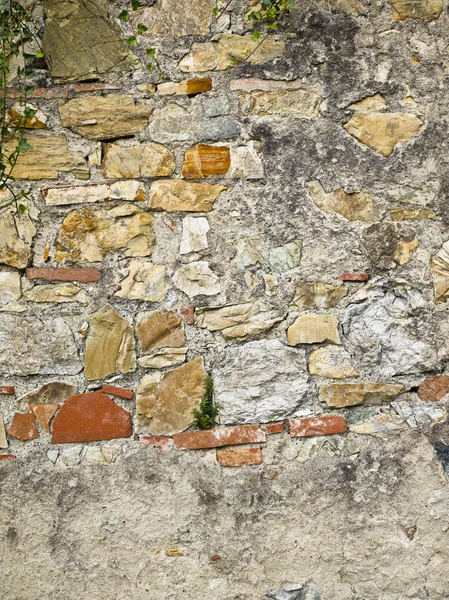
{"left": 195, "top": 116, "right": 242, "bottom": 141}
{"left": 201, "top": 96, "right": 230, "bottom": 118}
{"left": 213, "top": 339, "right": 311, "bottom": 424}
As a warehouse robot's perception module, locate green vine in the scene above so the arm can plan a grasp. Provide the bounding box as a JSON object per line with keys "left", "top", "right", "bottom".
{"left": 0, "top": 0, "right": 41, "bottom": 210}
{"left": 192, "top": 376, "right": 219, "bottom": 430}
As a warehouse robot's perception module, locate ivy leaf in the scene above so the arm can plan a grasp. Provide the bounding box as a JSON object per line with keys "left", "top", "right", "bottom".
{"left": 230, "top": 56, "right": 238, "bottom": 65}
{"left": 252, "top": 29, "right": 261, "bottom": 41}
{"left": 146, "top": 62, "right": 153, "bottom": 72}
{"left": 118, "top": 9, "right": 129, "bottom": 21}
{"left": 146, "top": 47, "right": 156, "bottom": 58}
{"left": 35, "top": 49, "right": 44, "bottom": 58}
{"left": 212, "top": 6, "right": 218, "bottom": 15}
{"left": 158, "top": 71, "right": 164, "bottom": 79}
{"left": 18, "top": 203, "right": 26, "bottom": 213}
{"left": 126, "top": 35, "right": 137, "bottom": 46}
{"left": 131, "top": 0, "right": 142, "bottom": 10}
{"left": 137, "top": 23, "right": 148, "bottom": 34}
{"left": 17, "top": 139, "right": 31, "bottom": 152}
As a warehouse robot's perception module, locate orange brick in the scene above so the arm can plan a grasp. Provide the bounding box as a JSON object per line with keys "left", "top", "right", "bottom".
{"left": 102, "top": 384, "right": 134, "bottom": 400}
{"left": 26, "top": 267, "right": 100, "bottom": 283}
{"left": 288, "top": 416, "right": 347, "bottom": 438}
{"left": 0, "top": 386, "right": 15, "bottom": 395}
{"left": 71, "top": 82, "right": 122, "bottom": 93}
{"left": 340, "top": 273, "right": 369, "bottom": 281}
{"left": 217, "top": 446, "right": 263, "bottom": 467}
{"left": 8, "top": 413, "right": 39, "bottom": 442}
{"left": 180, "top": 305, "right": 195, "bottom": 325}
{"left": 0, "top": 454, "right": 15, "bottom": 461}
{"left": 417, "top": 376, "right": 449, "bottom": 402}
{"left": 140, "top": 435, "right": 171, "bottom": 452}
{"left": 264, "top": 422, "right": 285, "bottom": 434}
{"left": 173, "top": 424, "right": 266, "bottom": 450}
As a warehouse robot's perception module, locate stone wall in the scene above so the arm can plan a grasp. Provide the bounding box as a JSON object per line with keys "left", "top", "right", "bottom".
{"left": 2, "top": 0, "right": 449, "bottom": 598}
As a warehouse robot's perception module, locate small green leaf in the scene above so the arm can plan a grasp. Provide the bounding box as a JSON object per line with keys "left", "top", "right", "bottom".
{"left": 18, "top": 203, "right": 26, "bottom": 213}
{"left": 230, "top": 56, "right": 238, "bottom": 65}
{"left": 146, "top": 47, "right": 156, "bottom": 58}
{"left": 158, "top": 71, "right": 164, "bottom": 79}
{"left": 131, "top": 0, "right": 142, "bottom": 10}
{"left": 252, "top": 29, "right": 261, "bottom": 41}
{"left": 212, "top": 6, "right": 218, "bottom": 15}
{"left": 118, "top": 9, "right": 129, "bottom": 21}
{"left": 35, "top": 49, "right": 44, "bottom": 58}
{"left": 137, "top": 23, "right": 148, "bottom": 34}
{"left": 146, "top": 62, "right": 153, "bottom": 72}
{"left": 17, "top": 139, "right": 32, "bottom": 152}
{"left": 126, "top": 35, "right": 137, "bottom": 46}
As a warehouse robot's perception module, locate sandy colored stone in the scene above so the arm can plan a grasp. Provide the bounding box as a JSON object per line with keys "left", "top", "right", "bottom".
{"left": 344, "top": 112, "right": 423, "bottom": 157}
{"left": 305, "top": 180, "right": 378, "bottom": 221}
{"left": 173, "top": 261, "right": 220, "bottom": 297}
{"left": 195, "top": 301, "right": 283, "bottom": 340}
{"left": 349, "top": 413, "right": 404, "bottom": 436}
{"left": 320, "top": 382, "right": 406, "bottom": 407}
{"left": 102, "top": 143, "right": 175, "bottom": 179}
{"left": 55, "top": 204, "right": 155, "bottom": 264}
{"left": 240, "top": 89, "right": 323, "bottom": 118}
{"left": 180, "top": 217, "right": 210, "bottom": 255}
{"left": 59, "top": 95, "right": 151, "bottom": 141}
{"left": 418, "top": 376, "right": 449, "bottom": 402}
{"left": 17, "top": 382, "right": 77, "bottom": 411}
{"left": 30, "top": 403, "right": 59, "bottom": 432}
{"left": 288, "top": 416, "right": 347, "bottom": 437}
{"left": 179, "top": 34, "right": 285, "bottom": 72}
{"left": 182, "top": 145, "right": 231, "bottom": 179}
{"left": 136, "top": 357, "right": 206, "bottom": 434}
{"left": 348, "top": 94, "right": 387, "bottom": 112}
{"left": 8, "top": 412, "right": 39, "bottom": 441}
{"left": 42, "top": 0, "right": 139, "bottom": 82}
{"left": 150, "top": 180, "right": 226, "bottom": 212}
{"left": 136, "top": 309, "right": 185, "bottom": 353}
{"left": 0, "top": 203, "right": 37, "bottom": 269}
{"left": 138, "top": 348, "right": 188, "bottom": 369}
{"left": 158, "top": 78, "right": 212, "bottom": 96}
{"left": 44, "top": 182, "right": 146, "bottom": 205}
{"left": 173, "top": 424, "right": 266, "bottom": 449}
{"left": 216, "top": 447, "right": 263, "bottom": 467}
{"left": 390, "top": 206, "right": 438, "bottom": 220}
{"left": 390, "top": 0, "right": 443, "bottom": 19}
{"left": 132, "top": 0, "right": 214, "bottom": 36}
{"left": 290, "top": 281, "right": 347, "bottom": 311}
{"left": 3, "top": 136, "right": 89, "bottom": 179}
{"left": 114, "top": 261, "right": 166, "bottom": 302}
{"left": 24, "top": 283, "right": 89, "bottom": 305}
{"left": 230, "top": 78, "right": 306, "bottom": 92}
{"left": 0, "top": 416, "right": 7, "bottom": 449}
{"left": 51, "top": 392, "right": 132, "bottom": 443}
{"left": 430, "top": 240, "right": 449, "bottom": 303}
{"left": 288, "top": 314, "right": 341, "bottom": 346}
{"left": 84, "top": 304, "right": 136, "bottom": 380}
{"left": 362, "top": 222, "right": 418, "bottom": 269}
{"left": 0, "top": 271, "right": 22, "bottom": 309}
{"left": 8, "top": 103, "right": 47, "bottom": 128}
{"left": 308, "top": 346, "right": 359, "bottom": 379}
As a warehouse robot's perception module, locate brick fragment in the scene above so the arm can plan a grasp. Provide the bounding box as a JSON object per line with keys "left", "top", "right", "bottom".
{"left": 264, "top": 422, "right": 285, "bottom": 434}
{"left": 51, "top": 392, "right": 132, "bottom": 444}
{"left": 0, "top": 386, "right": 15, "bottom": 395}
{"left": 0, "top": 454, "right": 15, "bottom": 461}
{"left": 418, "top": 376, "right": 449, "bottom": 402}
{"left": 173, "top": 424, "right": 266, "bottom": 450}
{"left": 8, "top": 413, "right": 39, "bottom": 442}
{"left": 288, "top": 415, "right": 347, "bottom": 438}
{"left": 102, "top": 384, "right": 134, "bottom": 400}
{"left": 216, "top": 446, "right": 263, "bottom": 467}
{"left": 26, "top": 267, "right": 100, "bottom": 283}
{"left": 71, "top": 82, "right": 123, "bottom": 93}
{"left": 340, "top": 273, "right": 369, "bottom": 281}
{"left": 180, "top": 305, "right": 195, "bottom": 325}
{"left": 140, "top": 435, "right": 171, "bottom": 452}
{"left": 7, "top": 87, "right": 68, "bottom": 99}
{"left": 30, "top": 404, "right": 59, "bottom": 432}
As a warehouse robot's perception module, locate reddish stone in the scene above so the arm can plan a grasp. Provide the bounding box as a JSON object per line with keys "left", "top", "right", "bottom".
{"left": 264, "top": 422, "right": 285, "bottom": 434}
{"left": 51, "top": 392, "right": 132, "bottom": 444}
{"left": 26, "top": 267, "right": 100, "bottom": 282}
{"left": 30, "top": 403, "right": 59, "bottom": 432}
{"left": 140, "top": 435, "right": 171, "bottom": 452}
{"left": 418, "top": 376, "right": 449, "bottom": 402}
{"left": 211, "top": 555, "right": 221, "bottom": 561}
{"left": 216, "top": 446, "right": 263, "bottom": 467}
{"left": 102, "top": 384, "right": 134, "bottom": 400}
{"left": 340, "top": 273, "right": 369, "bottom": 281}
{"left": 6, "top": 86, "right": 68, "bottom": 99}
{"left": 0, "top": 454, "right": 15, "bottom": 461}
{"left": 173, "top": 424, "right": 266, "bottom": 450}
{"left": 8, "top": 413, "right": 39, "bottom": 442}
{"left": 0, "top": 386, "right": 15, "bottom": 395}
{"left": 71, "top": 82, "right": 122, "bottom": 93}
{"left": 288, "top": 415, "right": 347, "bottom": 438}
{"left": 180, "top": 305, "right": 195, "bottom": 325}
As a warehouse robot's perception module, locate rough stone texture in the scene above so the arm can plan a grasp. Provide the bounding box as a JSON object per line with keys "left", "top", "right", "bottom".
{"left": 173, "top": 261, "right": 220, "bottom": 297}
{"left": 287, "top": 314, "right": 341, "bottom": 346}
{"left": 84, "top": 304, "right": 136, "bottom": 380}
{"left": 290, "top": 281, "right": 347, "bottom": 310}
{"left": 136, "top": 309, "right": 185, "bottom": 353}
{"left": 150, "top": 180, "right": 226, "bottom": 212}
{"left": 55, "top": 204, "right": 155, "bottom": 264}
{"left": 321, "top": 383, "right": 406, "bottom": 407}
{"left": 17, "top": 382, "right": 77, "bottom": 411}
{"left": 418, "top": 376, "right": 449, "bottom": 402}
{"left": 137, "top": 347, "right": 187, "bottom": 369}
{"left": 24, "top": 283, "right": 89, "bottom": 304}
{"left": 158, "top": 78, "right": 212, "bottom": 96}
{"left": 44, "top": 182, "right": 146, "bottom": 205}
{"left": 0, "top": 270, "right": 22, "bottom": 310}
{"left": 136, "top": 357, "right": 206, "bottom": 434}
{"left": 182, "top": 145, "right": 231, "bottom": 179}
{"left": 42, "top": 0, "right": 139, "bottom": 82}
{"left": 0, "top": 203, "right": 37, "bottom": 269}
{"left": 213, "top": 340, "right": 310, "bottom": 424}
{"left": 305, "top": 180, "right": 378, "bottom": 221}
{"left": 430, "top": 241, "right": 449, "bottom": 303}
{"left": 362, "top": 222, "right": 418, "bottom": 269}
{"left": 308, "top": 346, "right": 359, "bottom": 379}
{"left": 240, "top": 89, "right": 323, "bottom": 118}
{"left": 0, "top": 416, "right": 8, "bottom": 448}
{"left": 390, "top": 0, "right": 444, "bottom": 19}
{"left": 102, "top": 143, "right": 175, "bottom": 179}
{"left": 114, "top": 261, "right": 166, "bottom": 302}
{"left": 133, "top": 0, "right": 214, "bottom": 36}
{"left": 180, "top": 217, "right": 210, "bottom": 254}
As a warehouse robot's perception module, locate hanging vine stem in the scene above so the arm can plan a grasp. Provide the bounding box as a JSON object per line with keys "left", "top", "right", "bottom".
{"left": 0, "top": 0, "right": 42, "bottom": 211}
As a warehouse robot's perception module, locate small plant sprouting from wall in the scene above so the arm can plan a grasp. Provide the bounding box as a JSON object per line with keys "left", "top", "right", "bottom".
{"left": 192, "top": 376, "right": 219, "bottom": 430}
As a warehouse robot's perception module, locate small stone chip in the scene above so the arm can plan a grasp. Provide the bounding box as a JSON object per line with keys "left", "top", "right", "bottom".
{"left": 417, "top": 376, "right": 449, "bottom": 402}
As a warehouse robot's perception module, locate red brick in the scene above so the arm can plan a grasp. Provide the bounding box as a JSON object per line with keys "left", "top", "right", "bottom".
{"left": 102, "top": 384, "right": 134, "bottom": 400}
{"left": 180, "top": 305, "right": 195, "bottom": 325}
{"left": 140, "top": 435, "right": 171, "bottom": 452}
{"left": 216, "top": 446, "right": 263, "bottom": 467}
{"left": 71, "top": 82, "right": 122, "bottom": 93}
{"left": 264, "top": 422, "right": 285, "bottom": 434}
{"left": 26, "top": 267, "right": 100, "bottom": 283}
{"left": 0, "top": 454, "right": 15, "bottom": 461}
{"left": 173, "top": 424, "right": 266, "bottom": 450}
{"left": 8, "top": 413, "right": 39, "bottom": 442}
{"left": 30, "top": 404, "right": 59, "bottom": 432}
{"left": 418, "top": 376, "right": 449, "bottom": 402}
{"left": 0, "top": 386, "right": 15, "bottom": 395}
{"left": 288, "top": 415, "right": 347, "bottom": 438}
{"left": 51, "top": 392, "right": 132, "bottom": 444}
{"left": 7, "top": 87, "right": 68, "bottom": 99}
{"left": 340, "top": 273, "right": 369, "bottom": 281}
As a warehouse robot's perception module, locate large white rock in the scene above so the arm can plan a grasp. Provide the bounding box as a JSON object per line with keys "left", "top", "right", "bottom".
{"left": 173, "top": 261, "right": 220, "bottom": 297}
{"left": 213, "top": 339, "right": 311, "bottom": 424}
{"left": 180, "top": 217, "right": 210, "bottom": 255}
